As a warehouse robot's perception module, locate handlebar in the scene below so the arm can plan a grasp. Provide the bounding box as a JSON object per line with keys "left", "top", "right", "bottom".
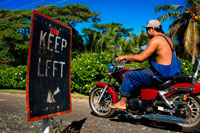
{"left": 111, "top": 57, "right": 128, "bottom": 69}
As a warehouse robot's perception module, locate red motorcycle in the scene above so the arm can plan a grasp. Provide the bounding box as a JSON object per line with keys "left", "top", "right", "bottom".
{"left": 89, "top": 46, "right": 200, "bottom": 132}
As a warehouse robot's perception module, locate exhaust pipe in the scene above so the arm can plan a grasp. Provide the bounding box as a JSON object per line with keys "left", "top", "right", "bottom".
{"left": 143, "top": 114, "right": 185, "bottom": 123}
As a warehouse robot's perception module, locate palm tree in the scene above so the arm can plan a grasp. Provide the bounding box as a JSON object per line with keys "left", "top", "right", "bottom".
{"left": 82, "top": 28, "right": 98, "bottom": 52}
{"left": 123, "top": 30, "right": 149, "bottom": 54}
{"left": 82, "top": 23, "right": 133, "bottom": 53}
{"left": 155, "top": 0, "right": 200, "bottom": 63}
{"left": 133, "top": 30, "right": 149, "bottom": 49}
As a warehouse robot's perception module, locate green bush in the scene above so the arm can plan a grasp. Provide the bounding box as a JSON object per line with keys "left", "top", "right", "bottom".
{"left": 0, "top": 54, "right": 195, "bottom": 94}
{"left": 125, "top": 60, "right": 149, "bottom": 69}
{"left": 0, "top": 65, "right": 27, "bottom": 89}
{"left": 178, "top": 58, "right": 193, "bottom": 74}
{"left": 71, "top": 52, "right": 112, "bottom": 94}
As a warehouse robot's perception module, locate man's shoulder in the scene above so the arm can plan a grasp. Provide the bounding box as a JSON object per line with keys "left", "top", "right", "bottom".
{"left": 152, "top": 35, "right": 169, "bottom": 44}
{"left": 150, "top": 36, "right": 163, "bottom": 44}
{"left": 153, "top": 35, "right": 166, "bottom": 39}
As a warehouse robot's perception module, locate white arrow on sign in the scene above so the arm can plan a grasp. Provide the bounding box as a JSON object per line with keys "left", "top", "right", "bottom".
{"left": 46, "top": 87, "right": 60, "bottom": 103}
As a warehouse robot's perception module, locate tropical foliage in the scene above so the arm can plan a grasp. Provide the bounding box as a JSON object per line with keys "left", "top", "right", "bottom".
{"left": 0, "top": 65, "right": 27, "bottom": 88}
{"left": 82, "top": 23, "right": 149, "bottom": 55}
{"left": 82, "top": 23, "right": 133, "bottom": 53}
{"left": 0, "top": 53, "right": 194, "bottom": 94}
{"left": 0, "top": 4, "right": 100, "bottom": 66}
{"left": 155, "top": 0, "right": 200, "bottom": 63}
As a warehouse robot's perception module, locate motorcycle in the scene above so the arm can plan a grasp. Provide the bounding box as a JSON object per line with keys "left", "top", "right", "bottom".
{"left": 89, "top": 45, "right": 200, "bottom": 132}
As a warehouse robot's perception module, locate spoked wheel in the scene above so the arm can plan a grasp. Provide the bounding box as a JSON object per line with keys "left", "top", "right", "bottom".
{"left": 169, "top": 94, "right": 200, "bottom": 132}
{"left": 89, "top": 87, "right": 115, "bottom": 117}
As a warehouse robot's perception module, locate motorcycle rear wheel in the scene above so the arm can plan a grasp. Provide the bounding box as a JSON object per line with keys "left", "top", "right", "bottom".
{"left": 89, "top": 86, "right": 115, "bottom": 118}
{"left": 169, "top": 94, "right": 200, "bottom": 132}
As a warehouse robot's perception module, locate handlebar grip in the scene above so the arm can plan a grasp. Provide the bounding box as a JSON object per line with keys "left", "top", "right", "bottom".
{"left": 121, "top": 60, "right": 130, "bottom": 64}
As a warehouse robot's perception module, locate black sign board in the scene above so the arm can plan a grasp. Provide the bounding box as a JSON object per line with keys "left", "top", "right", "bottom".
{"left": 26, "top": 10, "right": 72, "bottom": 121}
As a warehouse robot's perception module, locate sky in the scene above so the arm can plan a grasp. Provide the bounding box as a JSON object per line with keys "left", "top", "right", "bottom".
{"left": 0, "top": 0, "right": 185, "bottom": 35}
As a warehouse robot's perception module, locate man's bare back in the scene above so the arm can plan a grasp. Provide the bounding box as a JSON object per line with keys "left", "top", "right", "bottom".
{"left": 150, "top": 34, "right": 175, "bottom": 65}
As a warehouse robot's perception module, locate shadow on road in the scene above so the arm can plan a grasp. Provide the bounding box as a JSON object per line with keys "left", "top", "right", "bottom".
{"left": 66, "top": 118, "right": 87, "bottom": 132}
{"left": 53, "top": 118, "right": 87, "bottom": 133}
{"left": 90, "top": 110, "right": 182, "bottom": 132}
{"left": 109, "top": 116, "right": 182, "bottom": 132}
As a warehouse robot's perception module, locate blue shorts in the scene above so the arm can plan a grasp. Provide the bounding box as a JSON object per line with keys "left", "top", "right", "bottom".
{"left": 120, "top": 67, "right": 164, "bottom": 97}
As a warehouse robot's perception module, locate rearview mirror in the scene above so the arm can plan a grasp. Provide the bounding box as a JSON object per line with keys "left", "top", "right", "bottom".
{"left": 114, "top": 43, "right": 120, "bottom": 49}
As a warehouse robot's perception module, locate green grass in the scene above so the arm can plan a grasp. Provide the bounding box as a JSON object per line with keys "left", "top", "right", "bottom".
{"left": 0, "top": 89, "right": 26, "bottom": 94}
{"left": 0, "top": 89, "right": 88, "bottom": 98}
{"left": 71, "top": 92, "right": 88, "bottom": 99}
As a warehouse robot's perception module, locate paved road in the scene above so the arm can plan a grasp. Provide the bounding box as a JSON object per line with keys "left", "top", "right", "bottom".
{"left": 0, "top": 92, "right": 182, "bottom": 133}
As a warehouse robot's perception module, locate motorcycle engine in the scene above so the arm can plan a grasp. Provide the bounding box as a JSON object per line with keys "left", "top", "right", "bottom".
{"left": 127, "top": 98, "right": 153, "bottom": 112}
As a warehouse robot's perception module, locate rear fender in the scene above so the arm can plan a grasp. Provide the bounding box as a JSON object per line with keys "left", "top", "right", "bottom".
{"left": 95, "top": 82, "right": 118, "bottom": 103}
{"left": 192, "top": 83, "right": 200, "bottom": 94}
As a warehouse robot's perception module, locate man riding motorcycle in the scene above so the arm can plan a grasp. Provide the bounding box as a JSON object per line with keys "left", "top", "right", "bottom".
{"left": 109, "top": 20, "right": 181, "bottom": 110}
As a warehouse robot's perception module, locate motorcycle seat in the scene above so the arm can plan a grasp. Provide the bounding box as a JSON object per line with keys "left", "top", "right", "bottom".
{"left": 154, "top": 75, "right": 193, "bottom": 90}
{"left": 155, "top": 80, "right": 173, "bottom": 90}
{"left": 172, "top": 74, "right": 193, "bottom": 83}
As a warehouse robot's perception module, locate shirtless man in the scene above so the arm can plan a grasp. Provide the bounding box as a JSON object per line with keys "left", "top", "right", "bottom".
{"left": 109, "top": 20, "right": 181, "bottom": 110}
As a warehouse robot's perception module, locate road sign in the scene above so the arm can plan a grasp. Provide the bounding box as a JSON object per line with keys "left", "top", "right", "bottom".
{"left": 26, "top": 10, "right": 72, "bottom": 121}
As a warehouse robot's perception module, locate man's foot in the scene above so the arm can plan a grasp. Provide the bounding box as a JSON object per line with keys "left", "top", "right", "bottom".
{"left": 109, "top": 102, "right": 126, "bottom": 110}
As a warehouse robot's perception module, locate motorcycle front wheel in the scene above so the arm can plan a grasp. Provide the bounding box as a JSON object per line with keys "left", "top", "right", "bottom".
{"left": 169, "top": 94, "right": 200, "bottom": 132}
{"left": 89, "top": 86, "right": 115, "bottom": 118}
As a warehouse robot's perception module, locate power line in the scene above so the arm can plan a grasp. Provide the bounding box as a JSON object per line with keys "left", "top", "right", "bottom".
{"left": 17, "top": 0, "right": 46, "bottom": 10}
{"left": 0, "top": 0, "right": 69, "bottom": 21}
{"left": 0, "top": 0, "right": 47, "bottom": 20}
{"left": 0, "top": 0, "right": 12, "bottom": 6}
{"left": 51, "top": 0, "right": 69, "bottom": 6}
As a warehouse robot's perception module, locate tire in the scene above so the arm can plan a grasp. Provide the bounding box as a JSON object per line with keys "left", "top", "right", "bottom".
{"left": 89, "top": 86, "right": 115, "bottom": 118}
{"left": 169, "top": 94, "right": 200, "bottom": 132}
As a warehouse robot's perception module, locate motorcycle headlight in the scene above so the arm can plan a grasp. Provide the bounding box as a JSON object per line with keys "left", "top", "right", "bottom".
{"left": 107, "top": 64, "right": 115, "bottom": 72}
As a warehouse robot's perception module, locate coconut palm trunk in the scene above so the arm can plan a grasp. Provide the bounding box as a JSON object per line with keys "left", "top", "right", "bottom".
{"left": 192, "top": 21, "right": 197, "bottom": 63}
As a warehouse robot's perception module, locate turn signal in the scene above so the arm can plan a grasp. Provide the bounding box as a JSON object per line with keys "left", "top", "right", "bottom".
{"left": 183, "top": 94, "right": 188, "bottom": 101}
{"left": 185, "top": 10, "right": 190, "bottom": 13}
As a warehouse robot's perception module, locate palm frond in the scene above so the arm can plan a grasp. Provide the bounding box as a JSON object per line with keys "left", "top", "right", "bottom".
{"left": 193, "top": 0, "right": 200, "bottom": 6}
{"left": 154, "top": 5, "right": 184, "bottom": 13}
{"left": 185, "top": 0, "right": 200, "bottom": 7}
{"left": 168, "top": 14, "right": 188, "bottom": 29}
{"left": 91, "top": 32, "right": 97, "bottom": 52}
{"left": 136, "top": 30, "right": 143, "bottom": 47}
{"left": 157, "top": 12, "right": 182, "bottom": 22}
{"left": 95, "top": 32, "right": 105, "bottom": 53}
{"left": 167, "top": 17, "right": 185, "bottom": 39}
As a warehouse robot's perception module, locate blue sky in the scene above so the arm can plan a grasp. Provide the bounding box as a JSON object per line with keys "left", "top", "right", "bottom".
{"left": 0, "top": 0, "right": 185, "bottom": 35}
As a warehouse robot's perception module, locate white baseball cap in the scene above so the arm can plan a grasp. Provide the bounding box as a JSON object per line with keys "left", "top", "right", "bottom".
{"left": 143, "top": 20, "right": 161, "bottom": 28}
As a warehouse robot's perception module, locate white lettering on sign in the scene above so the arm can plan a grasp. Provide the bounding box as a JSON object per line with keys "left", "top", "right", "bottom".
{"left": 38, "top": 58, "right": 44, "bottom": 77}
{"left": 37, "top": 30, "right": 68, "bottom": 79}
{"left": 55, "top": 36, "right": 61, "bottom": 53}
{"left": 61, "top": 38, "right": 67, "bottom": 52}
{"left": 48, "top": 33, "right": 54, "bottom": 51}
{"left": 39, "top": 30, "right": 67, "bottom": 53}
{"left": 39, "top": 30, "right": 46, "bottom": 49}
{"left": 37, "top": 58, "right": 66, "bottom": 78}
